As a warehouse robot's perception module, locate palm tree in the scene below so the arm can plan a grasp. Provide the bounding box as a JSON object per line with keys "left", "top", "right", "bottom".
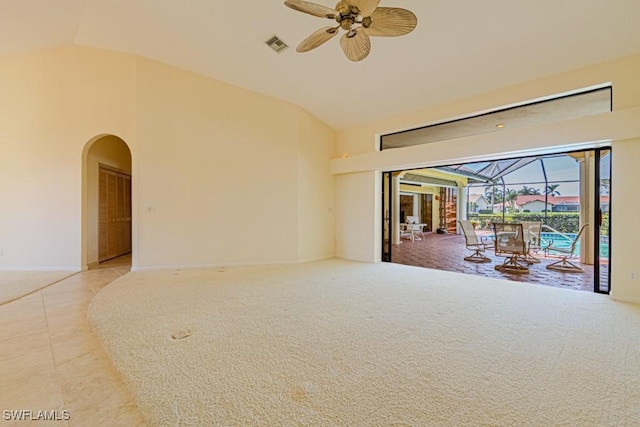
{"left": 546, "top": 184, "right": 561, "bottom": 196}
{"left": 517, "top": 185, "right": 542, "bottom": 196}
{"left": 484, "top": 185, "right": 503, "bottom": 204}
{"left": 504, "top": 189, "right": 518, "bottom": 211}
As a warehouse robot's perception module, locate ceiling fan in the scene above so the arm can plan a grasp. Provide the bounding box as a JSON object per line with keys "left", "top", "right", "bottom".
{"left": 284, "top": 0, "right": 417, "bottom": 62}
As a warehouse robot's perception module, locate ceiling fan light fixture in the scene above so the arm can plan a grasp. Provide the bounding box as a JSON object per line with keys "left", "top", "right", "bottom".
{"left": 284, "top": 0, "right": 417, "bottom": 61}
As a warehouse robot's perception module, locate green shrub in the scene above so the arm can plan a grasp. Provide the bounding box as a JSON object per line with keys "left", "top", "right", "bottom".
{"left": 601, "top": 212, "right": 609, "bottom": 236}
{"left": 467, "top": 212, "right": 581, "bottom": 233}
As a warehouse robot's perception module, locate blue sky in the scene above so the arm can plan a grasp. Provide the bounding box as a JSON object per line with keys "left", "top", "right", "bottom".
{"left": 468, "top": 152, "right": 610, "bottom": 197}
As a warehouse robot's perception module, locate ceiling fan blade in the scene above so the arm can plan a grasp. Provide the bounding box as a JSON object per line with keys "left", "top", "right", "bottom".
{"left": 284, "top": 0, "right": 338, "bottom": 18}
{"left": 340, "top": 29, "right": 371, "bottom": 62}
{"left": 297, "top": 26, "right": 340, "bottom": 52}
{"left": 347, "top": 0, "right": 381, "bottom": 17}
{"left": 365, "top": 7, "right": 417, "bottom": 37}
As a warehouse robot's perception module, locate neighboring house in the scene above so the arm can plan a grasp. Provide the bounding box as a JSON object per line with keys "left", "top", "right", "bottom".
{"left": 468, "top": 194, "right": 490, "bottom": 212}
{"left": 516, "top": 196, "right": 551, "bottom": 212}
{"left": 551, "top": 196, "right": 580, "bottom": 212}
{"left": 489, "top": 198, "right": 520, "bottom": 213}
{"left": 520, "top": 199, "right": 550, "bottom": 212}
{"left": 491, "top": 202, "right": 510, "bottom": 213}
{"left": 515, "top": 195, "right": 610, "bottom": 213}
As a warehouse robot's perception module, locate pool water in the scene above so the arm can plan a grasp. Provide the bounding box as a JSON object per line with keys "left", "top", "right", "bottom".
{"left": 540, "top": 232, "right": 609, "bottom": 258}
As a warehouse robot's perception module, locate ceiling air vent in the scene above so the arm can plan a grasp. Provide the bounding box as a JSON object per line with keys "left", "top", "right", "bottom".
{"left": 265, "top": 35, "right": 289, "bottom": 53}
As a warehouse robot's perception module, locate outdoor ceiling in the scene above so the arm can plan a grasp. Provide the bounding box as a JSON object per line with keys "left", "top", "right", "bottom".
{"left": 2, "top": 1, "right": 640, "bottom": 130}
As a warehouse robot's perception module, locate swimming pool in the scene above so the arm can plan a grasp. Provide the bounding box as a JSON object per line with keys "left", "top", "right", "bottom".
{"left": 481, "top": 231, "right": 610, "bottom": 258}
{"left": 540, "top": 232, "right": 609, "bottom": 258}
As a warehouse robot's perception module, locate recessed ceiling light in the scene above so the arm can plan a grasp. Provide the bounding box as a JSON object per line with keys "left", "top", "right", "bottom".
{"left": 496, "top": 123, "right": 505, "bottom": 128}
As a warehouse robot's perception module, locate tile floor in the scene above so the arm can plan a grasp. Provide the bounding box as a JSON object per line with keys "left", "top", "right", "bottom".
{"left": 391, "top": 232, "right": 609, "bottom": 292}
{"left": 0, "top": 255, "right": 145, "bottom": 426}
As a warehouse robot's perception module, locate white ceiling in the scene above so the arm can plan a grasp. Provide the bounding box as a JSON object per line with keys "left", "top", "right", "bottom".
{"left": 2, "top": 0, "right": 640, "bottom": 130}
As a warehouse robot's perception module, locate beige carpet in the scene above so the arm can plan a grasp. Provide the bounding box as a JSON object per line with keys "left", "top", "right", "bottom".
{"left": 89, "top": 259, "right": 640, "bottom": 426}
{"left": 0, "top": 271, "right": 77, "bottom": 305}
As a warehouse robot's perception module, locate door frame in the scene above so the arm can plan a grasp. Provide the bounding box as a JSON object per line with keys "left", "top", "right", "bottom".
{"left": 98, "top": 164, "right": 132, "bottom": 263}
{"left": 593, "top": 148, "right": 611, "bottom": 294}
{"left": 81, "top": 134, "right": 133, "bottom": 270}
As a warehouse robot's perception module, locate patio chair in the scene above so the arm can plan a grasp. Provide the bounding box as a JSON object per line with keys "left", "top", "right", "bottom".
{"left": 544, "top": 224, "right": 589, "bottom": 273}
{"left": 458, "top": 220, "right": 491, "bottom": 263}
{"left": 520, "top": 221, "right": 543, "bottom": 264}
{"left": 493, "top": 222, "right": 529, "bottom": 274}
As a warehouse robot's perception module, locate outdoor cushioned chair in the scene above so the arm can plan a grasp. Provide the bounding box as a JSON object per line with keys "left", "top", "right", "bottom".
{"left": 458, "top": 220, "right": 491, "bottom": 263}
{"left": 544, "top": 224, "right": 589, "bottom": 273}
{"left": 493, "top": 222, "right": 529, "bottom": 274}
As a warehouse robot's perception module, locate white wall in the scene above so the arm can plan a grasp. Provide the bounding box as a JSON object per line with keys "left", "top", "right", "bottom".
{"left": 520, "top": 201, "right": 546, "bottom": 213}
{"left": 332, "top": 54, "right": 640, "bottom": 304}
{"left": 0, "top": 46, "right": 336, "bottom": 271}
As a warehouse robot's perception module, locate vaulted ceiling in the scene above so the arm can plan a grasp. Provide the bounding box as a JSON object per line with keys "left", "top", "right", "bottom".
{"left": 2, "top": 0, "right": 640, "bottom": 130}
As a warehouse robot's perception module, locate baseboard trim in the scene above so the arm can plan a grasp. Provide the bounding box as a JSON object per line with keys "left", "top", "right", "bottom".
{"left": 132, "top": 260, "right": 292, "bottom": 272}
{"left": 131, "top": 257, "right": 338, "bottom": 272}
{"left": 0, "top": 266, "right": 80, "bottom": 272}
{"left": 610, "top": 293, "right": 640, "bottom": 305}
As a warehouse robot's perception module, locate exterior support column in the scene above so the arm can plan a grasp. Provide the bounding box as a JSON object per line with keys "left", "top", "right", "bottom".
{"left": 457, "top": 186, "right": 467, "bottom": 234}
{"left": 578, "top": 154, "right": 594, "bottom": 265}
{"left": 392, "top": 175, "right": 402, "bottom": 245}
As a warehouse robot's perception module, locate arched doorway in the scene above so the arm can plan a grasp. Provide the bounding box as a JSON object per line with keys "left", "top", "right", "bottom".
{"left": 81, "top": 135, "right": 133, "bottom": 270}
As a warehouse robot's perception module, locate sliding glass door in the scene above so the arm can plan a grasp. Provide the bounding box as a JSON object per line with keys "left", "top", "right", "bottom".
{"left": 382, "top": 172, "right": 392, "bottom": 262}
{"left": 595, "top": 149, "right": 611, "bottom": 294}
{"left": 381, "top": 149, "right": 612, "bottom": 295}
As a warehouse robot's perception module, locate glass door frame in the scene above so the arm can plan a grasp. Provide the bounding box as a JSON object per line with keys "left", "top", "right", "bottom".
{"left": 382, "top": 171, "right": 393, "bottom": 262}
{"left": 594, "top": 148, "right": 611, "bottom": 294}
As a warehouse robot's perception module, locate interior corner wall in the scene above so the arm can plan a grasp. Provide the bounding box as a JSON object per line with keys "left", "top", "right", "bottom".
{"left": 86, "top": 136, "right": 132, "bottom": 267}
{"left": 296, "top": 110, "right": 337, "bottom": 263}
{"left": 0, "top": 46, "right": 137, "bottom": 270}
{"left": 332, "top": 53, "right": 640, "bottom": 303}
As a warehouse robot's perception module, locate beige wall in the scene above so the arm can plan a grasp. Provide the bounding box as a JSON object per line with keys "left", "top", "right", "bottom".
{"left": 0, "top": 46, "right": 336, "bottom": 271}
{"left": 610, "top": 138, "right": 640, "bottom": 303}
{"left": 332, "top": 54, "right": 640, "bottom": 304}
{"left": 0, "top": 46, "right": 137, "bottom": 270}
{"left": 134, "top": 57, "right": 335, "bottom": 269}
{"left": 335, "top": 171, "right": 380, "bottom": 261}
